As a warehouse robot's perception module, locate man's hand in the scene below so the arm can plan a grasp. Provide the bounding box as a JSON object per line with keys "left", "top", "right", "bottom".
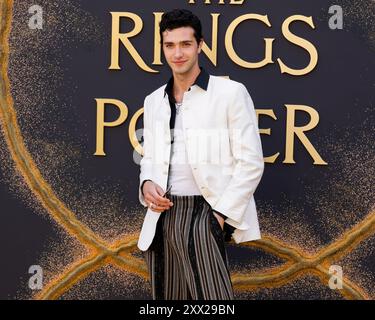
{"left": 212, "top": 211, "right": 225, "bottom": 230}
{"left": 142, "top": 181, "right": 173, "bottom": 213}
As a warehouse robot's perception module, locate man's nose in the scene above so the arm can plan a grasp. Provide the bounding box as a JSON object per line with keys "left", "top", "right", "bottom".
{"left": 174, "top": 46, "right": 183, "bottom": 58}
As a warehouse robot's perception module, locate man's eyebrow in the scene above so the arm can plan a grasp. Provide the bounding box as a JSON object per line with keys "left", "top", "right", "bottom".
{"left": 164, "top": 40, "right": 193, "bottom": 45}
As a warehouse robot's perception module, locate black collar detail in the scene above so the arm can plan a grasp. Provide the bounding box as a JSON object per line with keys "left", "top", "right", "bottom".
{"left": 163, "top": 66, "right": 209, "bottom": 102}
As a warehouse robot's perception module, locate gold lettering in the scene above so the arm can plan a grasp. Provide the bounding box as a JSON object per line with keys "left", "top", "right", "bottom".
{"left": 257, "top": 109, "right": 280, "bottom": 163}
{"left": 110, "top": 12, "right": 157, "bottom": 72}
{"left": 284, "top": 104, "right": 327, "bottom": 165}
{"left": 128, "top": 108, "right": 144, "bottom": 155}
{"left": 201, "top": 14, "right": 220, "bottom": 65}
{"left": 225, "top": 14, "right": 274, "bottom": 68}
{"left": 94, "top": 98, "right": 128, "bottom": 156}
{"left": 152, "top": 12, "right": 164, "bottom": 65}
{"left": 277, "top": 15, "right": 318, "bottom": 76}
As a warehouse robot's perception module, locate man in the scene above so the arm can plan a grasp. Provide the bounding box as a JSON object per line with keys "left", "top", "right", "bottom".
{"left": 137, "top": 9, "right": 264, "bottom": 300}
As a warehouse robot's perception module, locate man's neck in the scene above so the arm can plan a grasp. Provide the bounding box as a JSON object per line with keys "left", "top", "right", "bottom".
{"left": 172, "top": 64, "right": 201, "bottom": 94}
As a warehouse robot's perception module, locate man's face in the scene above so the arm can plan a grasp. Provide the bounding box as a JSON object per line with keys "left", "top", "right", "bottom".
{"left": 162, "top": 26, "right": 202, "bottom": 76}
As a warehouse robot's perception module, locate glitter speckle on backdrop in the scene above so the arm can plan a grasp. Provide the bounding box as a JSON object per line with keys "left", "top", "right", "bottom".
{"left": 317, "top": 1, "right": 375, "bottom": 50}
{"left": 2, "top": 0, "right": 147, "bottom": 299}
{"left": 258, "top": 106, "right": 375, "bottom": 254}
{"left": 58, "top": 265, "right": 151, "bottom": 300}
{"left": 7, "top": 1, "right": 145, "bottom": 239}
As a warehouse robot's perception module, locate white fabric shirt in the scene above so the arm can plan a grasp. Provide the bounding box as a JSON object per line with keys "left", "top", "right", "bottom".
{"left": 167, "top": 103, "right": 202, "bottom": 195}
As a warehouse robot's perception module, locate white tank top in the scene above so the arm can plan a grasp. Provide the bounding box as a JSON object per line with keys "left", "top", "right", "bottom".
{"left": 167, "top": 103, "right": 201, "bottom": 195}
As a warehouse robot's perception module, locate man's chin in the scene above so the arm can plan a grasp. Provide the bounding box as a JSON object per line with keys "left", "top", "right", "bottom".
{"left": 173, "top": 68, "right": 186, "bottom": 75}
{"left": 169, "top": 63, "right": 191, "bottom": 74}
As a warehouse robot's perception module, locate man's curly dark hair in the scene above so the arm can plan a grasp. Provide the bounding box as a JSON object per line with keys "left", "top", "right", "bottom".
{"left": 159, "top": 9, "right": 203, "bottom": 45}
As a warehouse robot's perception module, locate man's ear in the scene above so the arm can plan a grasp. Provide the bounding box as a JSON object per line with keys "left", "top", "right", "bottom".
{"left": 198, "top": 38, "right": 204, "bottom": 53}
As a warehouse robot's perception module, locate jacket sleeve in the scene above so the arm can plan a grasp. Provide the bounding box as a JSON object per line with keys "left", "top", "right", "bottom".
{"left": 139, "top": 95, "right": 153, "bottom": 207}
{"left": 212, "top": 83, "right": 264, "bottom": 225}
{"left": 212, "top": 209, "right": 228, "bottom": 221}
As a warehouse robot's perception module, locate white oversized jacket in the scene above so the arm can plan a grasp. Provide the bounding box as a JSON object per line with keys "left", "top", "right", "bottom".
{"left": 137, "top": 73, "right": 264, "bottom": 251}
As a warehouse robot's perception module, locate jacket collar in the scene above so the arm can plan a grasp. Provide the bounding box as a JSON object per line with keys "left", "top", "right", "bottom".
{"left": 163, "top": 66, "right": 209, "bottom": 102}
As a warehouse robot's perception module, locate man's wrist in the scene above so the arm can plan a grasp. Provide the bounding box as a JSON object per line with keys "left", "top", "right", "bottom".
{"left": 141, "top": 179, "right": 152, "bottom": 196}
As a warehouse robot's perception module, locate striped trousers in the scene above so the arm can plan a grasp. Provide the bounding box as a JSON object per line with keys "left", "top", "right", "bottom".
{"left": 143, "top": 194, "right": 234, "bottom": 300}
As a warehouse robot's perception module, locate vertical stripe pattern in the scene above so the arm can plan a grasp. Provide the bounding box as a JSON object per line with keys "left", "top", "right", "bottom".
{"left": 143, "top": 194, "right": 234, "bottom": 300}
